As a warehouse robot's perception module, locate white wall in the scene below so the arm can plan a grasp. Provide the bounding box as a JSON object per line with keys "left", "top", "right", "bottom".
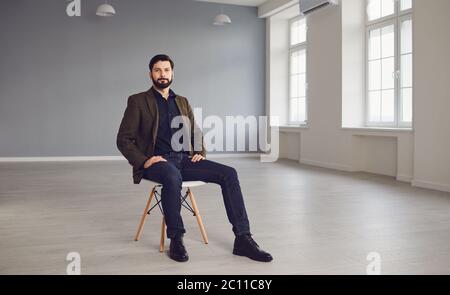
{"left": 279, "top": 131, "right": 301, "bottom": 160}
{"left": 265, "top": 0, "right": 417, "bottom": 188}
{"left": 341, "top": 0, "right": 365, "bottom": 128}
{"left": 299, "top": 4, "right": 354, "bottom": 172}
{"left": 412, "top": 0, "right": 450, "bottom": 192}
{"left": 266, "top": 0, "right": 450, "bottom": 192}
{"left": 352, "top": 135, "right": 397, "bottom": 177}
{"left": 267, "top": 15, "right": 290, "bottom": 126}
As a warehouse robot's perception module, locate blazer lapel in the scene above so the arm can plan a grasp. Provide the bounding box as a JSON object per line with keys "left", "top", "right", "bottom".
{"left": 144, "top": 88, "right": 159, "bottom": 151}
{"left": 144, "top": 88, "right": 158, "bottom": 118}
{"left": 175, "top": 96, "right": 187, "bottom": 117}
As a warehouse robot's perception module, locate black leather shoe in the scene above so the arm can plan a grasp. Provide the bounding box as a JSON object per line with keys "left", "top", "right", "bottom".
{"left": 233, "top": 234, "right": 273, "bottom": 262}
{"left": 169, "top": 236, "right": 189, "bottom": 262}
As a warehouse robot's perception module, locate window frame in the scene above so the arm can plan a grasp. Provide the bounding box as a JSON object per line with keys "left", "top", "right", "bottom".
{"left": 365, "top": 0, "right": 413, "bottom": 128}
{"left": 398, "top": 13, "right": 413, "bottom": 127}
{"left": 288, "top": 15, "right": 308, "bottom": 126}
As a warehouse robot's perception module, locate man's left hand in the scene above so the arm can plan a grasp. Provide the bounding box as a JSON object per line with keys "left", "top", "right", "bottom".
{"left": 191, "top": 154, "right": 205, "bottom": 162}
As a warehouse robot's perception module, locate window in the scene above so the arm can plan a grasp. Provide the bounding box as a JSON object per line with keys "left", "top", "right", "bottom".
{"left": 366, "top": 0, "right": 413, "bottom": 127}
{"left": 289, "top": 16, "right": 308, "bottom": 124}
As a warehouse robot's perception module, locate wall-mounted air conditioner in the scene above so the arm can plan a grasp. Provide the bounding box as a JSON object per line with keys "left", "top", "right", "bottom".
{"left": 299, "top": 0, "right": 339, "bottom": 15}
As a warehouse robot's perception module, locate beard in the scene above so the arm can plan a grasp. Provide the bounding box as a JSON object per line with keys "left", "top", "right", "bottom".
{"left": 152, "top": 77, "right": 173, "bottom": 89}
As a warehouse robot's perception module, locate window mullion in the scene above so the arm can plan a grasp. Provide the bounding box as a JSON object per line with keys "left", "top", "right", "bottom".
{"left": 395, "top": 15, "right": 400, "bottom": 127}
{"left": 399, "top": 13, "right": 412, "bottom": 127}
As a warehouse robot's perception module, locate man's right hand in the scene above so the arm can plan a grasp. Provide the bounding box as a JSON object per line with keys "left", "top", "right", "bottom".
{"left": 143, "top": 156, "right": 167, "bottom": 169}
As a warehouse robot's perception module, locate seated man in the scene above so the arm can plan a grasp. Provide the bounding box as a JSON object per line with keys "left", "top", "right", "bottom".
{"left": 117, "top": 54, "right": 272, "bottom": 263}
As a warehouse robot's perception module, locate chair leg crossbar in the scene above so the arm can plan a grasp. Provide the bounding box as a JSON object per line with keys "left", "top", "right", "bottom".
{"left": 148, "top": 189, "right": 197, "bottom": 217}
{"left": 134, "top": 185, "right": 208, "bottom": 252}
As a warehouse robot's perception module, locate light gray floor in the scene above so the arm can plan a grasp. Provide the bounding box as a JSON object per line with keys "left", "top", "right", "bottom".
{"left": 1, "top": 158, "right": 450, "bottom": 275}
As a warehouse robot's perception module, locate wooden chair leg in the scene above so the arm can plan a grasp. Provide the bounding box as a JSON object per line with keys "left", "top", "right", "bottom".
{"left": 159, "top": 217, "right": 166, "bottom": 252}
{"left": 134, "top": 187, "right": 156, "bottom": 241}
{"left": 188, "top": 189, "right": 209, "bottom": 244}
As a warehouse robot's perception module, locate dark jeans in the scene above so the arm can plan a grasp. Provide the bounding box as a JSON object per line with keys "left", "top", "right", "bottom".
{"left": 143, "top": 152, "right": 251, "bottom": 239}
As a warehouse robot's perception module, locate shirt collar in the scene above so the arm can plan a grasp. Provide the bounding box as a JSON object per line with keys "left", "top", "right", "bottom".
{"left": 151, "top": 86, "right": 176, "bottom": 100}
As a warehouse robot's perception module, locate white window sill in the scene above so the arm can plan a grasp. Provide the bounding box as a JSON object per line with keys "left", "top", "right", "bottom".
{"left": 276, "top": 125, "right": 310, "bottom": 133}
{"left": 341, "top": 127, "right": 414, "bottom": 133}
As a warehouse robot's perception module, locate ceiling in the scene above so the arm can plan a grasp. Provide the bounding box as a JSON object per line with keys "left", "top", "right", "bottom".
{"left": 194, "top": 0, "right": 268, "bottom": 7}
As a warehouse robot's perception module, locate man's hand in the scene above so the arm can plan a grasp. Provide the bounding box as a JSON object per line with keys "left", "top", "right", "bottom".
{"left": 191, "top": 154, "right": 205, "bottom": 163}
{"left": 144, "top": 156, "right": 167, "bottom": 169}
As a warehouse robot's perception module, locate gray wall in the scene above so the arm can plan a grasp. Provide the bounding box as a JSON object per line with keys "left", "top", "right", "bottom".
{"left": 0, "top": 0, "right": 265, "bottom": 157}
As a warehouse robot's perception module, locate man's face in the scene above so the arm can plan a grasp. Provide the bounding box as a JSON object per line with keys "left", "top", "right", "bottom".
{"left": 150, "top": 60, "right": 173, "bottom": 89}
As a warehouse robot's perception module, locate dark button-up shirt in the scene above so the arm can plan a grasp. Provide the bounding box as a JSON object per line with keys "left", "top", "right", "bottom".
{"left": 152, "top": 87, "right": 188, "bottom": 155}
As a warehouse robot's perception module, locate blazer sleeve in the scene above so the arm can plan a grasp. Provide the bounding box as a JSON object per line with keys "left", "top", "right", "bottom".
{"left": 116, "top": 96, "right": 148, "bottom": 168}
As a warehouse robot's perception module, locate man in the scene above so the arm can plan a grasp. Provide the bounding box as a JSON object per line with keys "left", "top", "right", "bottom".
{"left": 117, "top": 54, "right": 272, "bottom": 263}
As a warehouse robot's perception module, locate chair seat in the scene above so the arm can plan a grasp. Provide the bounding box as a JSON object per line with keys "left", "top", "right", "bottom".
{"left": 181, "top": 181, "right": 206, "bottom": 188}
{"left": 143, "top": 179, "right": 206, "bottom": 188}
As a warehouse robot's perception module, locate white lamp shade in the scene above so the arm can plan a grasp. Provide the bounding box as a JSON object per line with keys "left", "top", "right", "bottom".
{"left": 96, "top": 4, "right": 116, "bottom": 17}
{"left": 213, "top": 14, "right": 232, "bottom": 25}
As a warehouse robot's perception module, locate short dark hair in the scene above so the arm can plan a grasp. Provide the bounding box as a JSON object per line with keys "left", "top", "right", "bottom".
{"left": 149, "top": 54, "right": 174, "bottom": 71}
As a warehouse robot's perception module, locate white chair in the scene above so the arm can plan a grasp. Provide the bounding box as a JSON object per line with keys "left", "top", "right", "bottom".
{"left": 134, "top": 180, "right": 209, "bottom": 252}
